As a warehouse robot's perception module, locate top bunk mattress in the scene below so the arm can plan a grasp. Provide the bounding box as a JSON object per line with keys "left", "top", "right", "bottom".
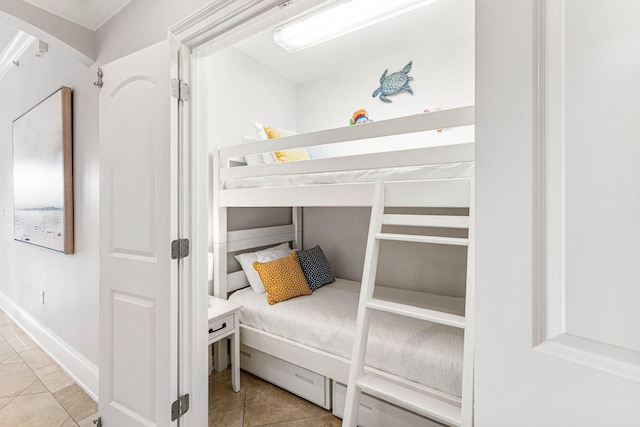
{"left": 223, "top": 161, "right": 474, "bottom": 190}
{"left": 229, "top": 278, "right": 465, "bottom": 397}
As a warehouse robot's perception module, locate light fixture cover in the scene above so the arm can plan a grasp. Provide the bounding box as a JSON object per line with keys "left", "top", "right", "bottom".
{"left": 274, "top": 0, "right": 439, "bottom": 53}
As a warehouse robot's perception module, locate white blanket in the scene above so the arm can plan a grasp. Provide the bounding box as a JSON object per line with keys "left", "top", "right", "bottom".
{"left": 224, "top": 162, "right": 474, "bottom": 189}
{"left": 229, "top": 278, "right": 465, "bottom": 397}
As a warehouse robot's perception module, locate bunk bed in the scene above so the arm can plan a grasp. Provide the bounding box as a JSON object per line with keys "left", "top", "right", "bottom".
{"left": 210, "top": 106, "right": 475, "bottom": 427}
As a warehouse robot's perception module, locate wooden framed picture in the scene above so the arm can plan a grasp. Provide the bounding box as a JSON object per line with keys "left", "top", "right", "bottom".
{"left": 13, "top": 86, "right": 73, "bottom": 254}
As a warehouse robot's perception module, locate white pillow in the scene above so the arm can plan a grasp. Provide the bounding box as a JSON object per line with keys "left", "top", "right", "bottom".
{"left": 234, "top": 242, "right": 291, "bottom": 293}
{"left": 256, "top": 247, "right": 292, "bottom": 262}
{"left": 252, "top": 121, "right": 268, "bottom": 140}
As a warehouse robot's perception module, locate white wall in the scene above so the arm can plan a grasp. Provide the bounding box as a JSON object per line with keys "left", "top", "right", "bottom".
{"left": 198, "top": 46, "right": 298, "bottom": 291}
{"left": 297, "top": 32, "right": 475, "bottom": 131}
{"left": 0, "top": 0, "right": 212, "bottom": 372}
{"left": 200, "top": 46, "right": 298, "bottom": 147}
{"left": 0, "top": 0, "right": 218, "bottom": 401}
{"left": 296, "top": 32, "right": 474, "bottom": 296}
{"left": 0, "top": 0, "right": 217, "bottom": 401}
{"left": 296, "top": 32, "right": 474, "bottom": 157}
{"left": 0, "top": 41, "right": 99, "bottom": 367}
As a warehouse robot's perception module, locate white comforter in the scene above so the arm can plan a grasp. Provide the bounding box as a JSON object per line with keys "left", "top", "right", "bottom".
{"left": 229, "top": 278, "right": 465, "bottom": 397}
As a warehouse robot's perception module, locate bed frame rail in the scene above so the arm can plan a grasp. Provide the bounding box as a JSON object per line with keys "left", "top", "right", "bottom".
{"left": 219, "top": 105, "right": 474, "bottom": 160}
{"left": 219, "top": 177, "right": 472, "bottom": 208}
{"left": 384, "top": 179, "right": 470, "bottom": 207}
{"left": 218, "top": 220, "right": 302, "bottom": 296}
{"left": 227, "top": 224, "right": 296, "bottom": 252}
{"left": 220, "top": 142, "right": 474, "bottom": 181}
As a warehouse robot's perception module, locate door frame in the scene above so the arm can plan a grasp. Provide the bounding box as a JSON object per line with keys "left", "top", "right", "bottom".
{"left": 167, "top": 0, "right": 329, "bottom": 424}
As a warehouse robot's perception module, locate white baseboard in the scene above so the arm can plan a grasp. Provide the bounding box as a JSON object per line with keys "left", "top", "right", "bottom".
{"left": 0, "top": 291, "right": 98, "bottom": 401}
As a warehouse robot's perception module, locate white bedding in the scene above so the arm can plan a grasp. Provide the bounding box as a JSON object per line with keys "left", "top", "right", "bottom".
{"left": 229, "top": 278, "right": 465, "bottom": 397}
{"left": 223, "top": 162, "right": 474, "bottom": 190}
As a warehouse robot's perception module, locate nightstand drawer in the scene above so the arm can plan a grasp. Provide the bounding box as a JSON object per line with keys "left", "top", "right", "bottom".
{"left": 208, "top": 313, "right": 234, "bottom": 343}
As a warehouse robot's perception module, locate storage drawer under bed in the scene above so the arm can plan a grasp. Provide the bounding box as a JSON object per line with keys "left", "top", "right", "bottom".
{"left": 332, "top": 381, "right": 445, "bottom": 427}
{"left": 240, "top": 344, "right": 331, "bottom": 409}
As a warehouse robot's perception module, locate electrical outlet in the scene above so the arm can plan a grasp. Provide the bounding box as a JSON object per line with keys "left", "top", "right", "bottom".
{"left": 40, "top": 290, "right": 45, "bottom": 304}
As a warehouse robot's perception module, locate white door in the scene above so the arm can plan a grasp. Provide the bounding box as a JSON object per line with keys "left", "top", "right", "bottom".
{"left": 99, "top": 41, "right": 178, "bottom": 426}
{"left": 476, "top": 1, "right": 640, "bottom": 425}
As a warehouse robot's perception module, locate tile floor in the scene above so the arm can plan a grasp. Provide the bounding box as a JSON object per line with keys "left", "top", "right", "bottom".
{"left": 0, "top": 308, "right": 341, "bottom": 427}
{"left": 0, "top": 309, "right": 98, "bottom": 427}
{"left": 209, "top": 368, "right": 342, "bottom": 427}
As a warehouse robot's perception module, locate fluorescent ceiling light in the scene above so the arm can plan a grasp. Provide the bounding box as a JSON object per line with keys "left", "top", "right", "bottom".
{"left": 0, "top": 31, "right": 36, "bottom": 81}
{"left": 274, "top": 0, "right": 439, "bottom": 53}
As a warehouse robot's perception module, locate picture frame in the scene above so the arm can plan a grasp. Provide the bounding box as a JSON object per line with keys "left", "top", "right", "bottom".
{"left": 13, "top": 86, "right": 73, "bottom": 254}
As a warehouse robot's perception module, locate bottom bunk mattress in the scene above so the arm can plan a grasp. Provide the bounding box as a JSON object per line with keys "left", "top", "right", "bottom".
{"left": 229, "top": 278, "right": 465, "bottom": 397}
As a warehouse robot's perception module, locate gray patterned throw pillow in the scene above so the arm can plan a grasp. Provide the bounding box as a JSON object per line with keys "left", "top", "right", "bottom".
{"left": 297, "top": 245, "right": 335, "bottom": 290}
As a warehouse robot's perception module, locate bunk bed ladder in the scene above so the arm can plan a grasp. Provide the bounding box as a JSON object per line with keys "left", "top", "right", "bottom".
{"left": 343, "top": 180, "right": 475, "bottom": 427}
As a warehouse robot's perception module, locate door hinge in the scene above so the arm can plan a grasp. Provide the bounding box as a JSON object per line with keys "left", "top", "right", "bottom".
{"left": 171, "top": 394, "right": 190, "bottom": 421}
{"left": 171, "top": 78, "right": 190, "bottom": 101}
{"left": 171, "top": 238, "right": 190, "bottom": 259}
{"left": 92, "top": 416, "right": 102, "bottom": 427}
{"left": 93, "top": 68, "right": 103, "bottom": 88}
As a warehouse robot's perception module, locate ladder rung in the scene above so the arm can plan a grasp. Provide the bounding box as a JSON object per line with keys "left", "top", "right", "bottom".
{"left": 383, "top": 214, "right": 469, "bottom": 229}
{"left": 366, "top": 299, "right": 465, "bottom": 328}
{"left": 356, "top": 374, "right": 462, "bottom": 427}
{"left": 375, "top": 233, "right": 468, "bottom": 246}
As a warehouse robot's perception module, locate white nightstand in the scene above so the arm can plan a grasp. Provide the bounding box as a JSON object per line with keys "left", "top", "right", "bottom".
{"left": 208, "top": 296, "right": 242, "bottom": 392}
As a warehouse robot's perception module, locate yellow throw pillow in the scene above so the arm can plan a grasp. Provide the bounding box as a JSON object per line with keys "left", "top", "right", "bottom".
{"left": 253, "top": 253, "right": 312, "bottom": 305}
{"left": 263, "top": 125, "right": 296, "bottom": 139}
{"left": 273, "top": 148, "right": 310, "bottom": 163}
{"left": 263, "top": 125, "right": 310, "bottom": 163}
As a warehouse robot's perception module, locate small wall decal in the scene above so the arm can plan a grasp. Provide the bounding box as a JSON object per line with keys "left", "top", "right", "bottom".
{"left": 423, "top": 107, "right": 449, "bottom": 133}
{"left": 350, "top": 109, "right": 372, "bottom": 125}
{"left": 372, "top": 61, "right": 414, "bottom": 103}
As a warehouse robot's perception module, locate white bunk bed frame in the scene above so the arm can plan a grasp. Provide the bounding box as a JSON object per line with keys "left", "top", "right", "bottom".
{"left": 211, "top": 106, "right": 475, "bottom": 426}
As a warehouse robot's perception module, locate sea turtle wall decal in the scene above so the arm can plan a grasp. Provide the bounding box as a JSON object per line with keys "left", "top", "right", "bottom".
{"left": 372, "top": 61, "right": 414, "bottom": 103}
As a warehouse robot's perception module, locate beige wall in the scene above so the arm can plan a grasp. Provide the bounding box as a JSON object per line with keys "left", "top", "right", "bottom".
{"left": 303, "top": 207, "right": 468, "bottom": 297}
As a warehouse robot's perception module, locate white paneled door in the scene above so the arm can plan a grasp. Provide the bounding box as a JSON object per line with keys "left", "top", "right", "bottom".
{"left": 99, "top": 41, "right": 178, "bottom": 426}
{"left": 476, "top": 1, "right": 640, "bottom": 425}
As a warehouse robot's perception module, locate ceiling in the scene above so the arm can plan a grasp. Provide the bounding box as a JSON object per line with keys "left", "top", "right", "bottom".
{"left": 233, "top": 0, "right": 474, "bottom": 83}
{"left": 0, "top": 0, "right": 131, "bottom": 73}
{"left": 20, "top": 0, "right": 133, "bottom": 30}
{"left": 1, "top": 0, "right": 473, "bottom": 83}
